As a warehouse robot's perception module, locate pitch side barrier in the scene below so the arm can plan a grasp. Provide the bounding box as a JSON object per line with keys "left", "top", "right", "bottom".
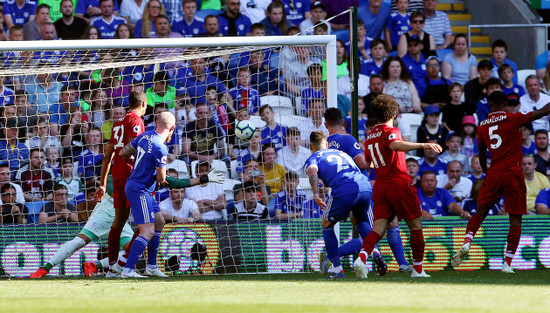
{"left": 1, "top": 216, "right": 549, "bottom": 277}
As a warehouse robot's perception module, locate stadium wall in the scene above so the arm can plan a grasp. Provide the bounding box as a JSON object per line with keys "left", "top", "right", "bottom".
{"left": 1, "top": 217, "right": 550, "bottom": 277}
{"left": 465, "top": 0, "right": 545, "bottom": 69}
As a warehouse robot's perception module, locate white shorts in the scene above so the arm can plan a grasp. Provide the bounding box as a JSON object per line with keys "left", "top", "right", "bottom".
{"left": 80, "top": 194, "right": 134, "bottom": 241}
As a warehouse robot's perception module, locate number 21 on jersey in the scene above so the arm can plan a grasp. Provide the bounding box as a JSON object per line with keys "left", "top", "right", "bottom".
{"left": 367, "top": 143, "right": 386, "bottom": 168}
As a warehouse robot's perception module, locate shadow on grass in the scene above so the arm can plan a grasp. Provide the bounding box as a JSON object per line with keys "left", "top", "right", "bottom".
{"left": 10, "top": 269, "right": 550, "bottom": 286}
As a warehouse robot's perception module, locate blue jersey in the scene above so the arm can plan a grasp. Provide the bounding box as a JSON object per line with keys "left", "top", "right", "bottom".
{"left": 343, "top": 117, "right": 367, "bottom": 142}
{"left": 523, "top": 140, "right": 536, "bottom": 155}
{"left": 300, "top": 87, "right": 324, "bottom": 116}
{"left": 417, "top": 187, "right": 456, "bottom": 217}
{"left": 177, "top": 74, "right": 227, "bottom": 105}
{"left": 418, "top": 157, "right": 448, "bottom": 176}
{"left": 217, "top": 13, "right": 251, "bottom": 36}
{"left": 361, "top": 58, "right": 384, "bottom": 76}
{"left": 261, "top": 124, "right": 287, "bottom": 151}
{"left": 3, "top": 0, "right": 36, "bottom": 26}
{"left": 465, "top": 173, "right": 485, "bottom": 183}
{"left": 327, "top": 133, "right": 363, "bottom": 159}
{"left": 127, "top": 130, "right": 169, "bottom": 194}
{"left": 502, "top": 84, "right": 526, "bottom": 98}
{"left": 172, "top": 17, "right": 205, "bottom": 37}
{"left": 386, "top": 12, "right": 411, "bottom": 48}
{"left": 273, "top": 190, "right": 307, "bottom": 214}
{"left": 145, "top": 124, "right": 180, "bottom": 154}
{"left": 281, "top": 0, "right": 310, "bottom": 26}
{"left": 304, "top": 148, "right": 371, "bottom": 196}
{"left": 90, "top": 16, "right": 126, "bottom": 39}
{"left": 76, "top": 0, "right": 119, "bottom": 18}
{"left": 77, "top": 149, "right": 103, "bottom": 180}
{"left": 0, "top": 86, "right": 14, "bottom": 105}
{"left": 228, "top": 85, "right": 260, "bottom": 115}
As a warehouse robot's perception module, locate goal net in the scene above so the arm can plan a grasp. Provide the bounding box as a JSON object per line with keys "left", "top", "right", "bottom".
{"left": 0, "top": 35, "right": 369, "bottom": 277}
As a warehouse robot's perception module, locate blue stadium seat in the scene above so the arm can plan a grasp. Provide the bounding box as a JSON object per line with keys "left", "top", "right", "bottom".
{"left": 195, "top": 9, "right": 223, "bottom": 21}
{"left": 332, "top": 30, "right": 350, "bottom": 43}
{"left": 26, "top": 201, "right": 46, "bottom": 224}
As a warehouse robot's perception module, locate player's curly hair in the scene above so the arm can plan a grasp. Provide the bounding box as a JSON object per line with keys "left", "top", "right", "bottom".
{"left": 371, "top": 94, "right": 399, "bottom": 123}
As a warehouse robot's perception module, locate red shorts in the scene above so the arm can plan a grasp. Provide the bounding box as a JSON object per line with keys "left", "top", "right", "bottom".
{"left": 478, "top": 166, "right": 526, "bottom": 215}
{"left": 372, "top": 183, "right": 422, "bottom": 221}
{"left": 112, "top": 178, "right": 130, "bottom": 210}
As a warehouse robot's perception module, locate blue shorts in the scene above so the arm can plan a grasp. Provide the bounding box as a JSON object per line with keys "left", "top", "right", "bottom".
{"left": 127, "top": 192, "right": 160, "bottom": 225}
{"left": 323, "top": 190, "right": 372, "bottom": 223}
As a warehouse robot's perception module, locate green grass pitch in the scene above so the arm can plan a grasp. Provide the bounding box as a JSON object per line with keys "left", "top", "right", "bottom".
{"left": 1, "top": 270, "right": 549, "bottom": 313}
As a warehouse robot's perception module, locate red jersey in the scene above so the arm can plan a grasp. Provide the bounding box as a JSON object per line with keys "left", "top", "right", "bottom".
{"left": 478, "top": 111, "right": 532, "bottom": 173}
{"left": 365, "top": 123, "right": 411, "bottom": 187}
{"left": 109, "top": 111, "right": 144, "bottom": 179}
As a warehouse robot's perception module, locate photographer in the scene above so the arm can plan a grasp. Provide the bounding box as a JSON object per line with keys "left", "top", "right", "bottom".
{"left": 233, "top": 158, "right": 271, "bottom": 206}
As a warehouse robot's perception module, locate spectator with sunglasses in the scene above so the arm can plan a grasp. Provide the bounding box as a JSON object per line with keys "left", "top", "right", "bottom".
{"left": 397, "top": 11, "right": 435, "bottom": 58}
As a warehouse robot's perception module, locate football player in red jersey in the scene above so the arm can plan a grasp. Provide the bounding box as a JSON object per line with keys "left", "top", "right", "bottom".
{"left": 353, "top": 94, "right": 442, "bottom": 278}
{"left": 452, "top": 91, "right": 550, "bottom": 273}
{"left": 95, "top": 91, "right": 147, "bottom": 275}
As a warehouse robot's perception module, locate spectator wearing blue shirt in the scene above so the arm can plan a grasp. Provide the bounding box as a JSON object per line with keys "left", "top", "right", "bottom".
{"left": 228, "top": 67, "right": 260, "bottom": 116}
{"left": 535, "top": 188, "right": 550, "bottom": 215}
{"left": 90, "top": 0, "right": 126, "bottom": 39}
{"left": 401, "top": 35, "right": 427, "bottom": 96}
{"left": 49, "top": 85, "right": 77, "bottom": 136}
{"left": 0, "top": 119, "right": 29, "bottom": 177}
{"left": 384, "top": 0, "right": 411, "bottom": 52}
{"left": 280, "top": 0, "right": 310, "bottom": 26}
{"left": 520, "top": 123, "right": 537, "bottom": 155}
{"left": 274, "top": 171, "right": 306, "bottom": 220}
{"left": 0, "top": 76, "right": 15, "bottom": 106}
{"left": 475, "top": 77, "right": 502, "bottom": 123}
{"left": 236, "top": 129, "right": 262, "bottom": 174}
{"left": 145, "top": 103, "right": 181, "bottom": 162}
{"left": 418, "top": 139, "right": 448, "bottom": 176}
{"left": 490, "top": 39, "right": 518, "bottom": 84}
{"left": 76, "top": 0, "right": 119, "bottom": 23}
{"left": 177, "top": 57, "right": 230, "bottom": 105}
{"left": 300, "top": 63, "right": 324, "bottom": 116}
{"left": 217, "top": 0, "right": 251, "bottom": 36}
{"left": 358, "top": 0, "right": 391, "bottom": 39}
{"left": 4, "top": 0, "right": 36, "bottom": 28}
{"left": 259, "top": 104, "right": 287, "bottom": 151}
{"left": 77, "top": 127, "right": 103, "bottom": 189}
{"left": 260, "top": 1, "right": 292, "bottom": 36}
{"left": 420, "top": 56, "right": 451, "bottom": 108}
{"left": 133, "top": 0, "right": 165, "bottom": 38}
{"left": 498, "top": 64, "right": 525, "bottom": 98}
{"left": 360, "top": 38, "right": 386, "bottom": 77}
{"left": 465, "top": 154, "right": 485, "bottom": 183}
{"left": 171, "top": 0, "right": 204, "bottom": 37}
{"left": 418, "top": 170, "right": 470, "bottom": 220}
{"left": 249, "top": 48, "right": 281, "bottom": 96}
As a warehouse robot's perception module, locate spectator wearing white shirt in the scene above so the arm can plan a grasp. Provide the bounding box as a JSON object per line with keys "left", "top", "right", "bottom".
{"left": 436, "top": 160, "right": 472, "bottom": 204}
{"left": 240, "top": 0, "right": 271, "bottom": 24}
{"left": 160, "top": 187, "right": 202, "bottom": 223}
{"left": 297, "top": 98, "right": 329, "bottom": 146}
{"left": 276, "top": 127, "right": 311, "bottom": 176}
{"left": 519, "top": 75, "right": 550, "bottom": 132}
{"left": 299, "top": 1, "right": 331, "bottom": 36}
{"left": 185, "top": 161, "right": 227, "bottom": 220}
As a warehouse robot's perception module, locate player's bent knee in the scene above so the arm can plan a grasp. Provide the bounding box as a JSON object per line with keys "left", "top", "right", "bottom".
{"left": 322, "top": 219, "right": 336, "bottom": 228}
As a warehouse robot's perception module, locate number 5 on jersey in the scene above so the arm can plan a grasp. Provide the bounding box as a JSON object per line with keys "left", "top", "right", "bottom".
{"left": 489, "top": 125, "right": 502, "bottom": 149}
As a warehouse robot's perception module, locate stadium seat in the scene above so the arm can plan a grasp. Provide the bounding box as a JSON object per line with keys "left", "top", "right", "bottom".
{"left": 401, "top": 113, "right": 423, "bottom": 143}
{"left": 332, "top": 30, "right": 350, "bottom": 43}
{"left": 195, "top": 9, "right": 223, "bottom": 21}
{"left": 190, "top": 159, "right": 228, "bottom": 178}
{"left": 260, "top": 95, "right": 295, "bottom": 116}
{"left": 222, "top": 179, "right": 240, "bottom": 201}
{"left": 166, "top": 159, "right": 189, "bottom": 178}
{"left": 249, "top": 115, "right": 267, "bottom": 129}
{"left": 517, "top": 69, "right": 536, "bottom": 90}
{"left": 230, "top": 159, "right": 239, "bottom": 179}
{"left": 26, "top": 201, "right": 46, "bottom": 224}
{"left": 275, "top": 114, "right": 309, "bottom": 128}
{"left": 298, "top": 177, "right": 313, "bottom": 198}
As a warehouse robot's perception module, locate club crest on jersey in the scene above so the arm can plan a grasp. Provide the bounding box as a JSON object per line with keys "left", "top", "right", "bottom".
{"left": 388, "top": 134, "right": 397, "bottom": 140}
{"left": 161, "top": 156, "right": 167, "bottom": 164}
{"left": 133, "top": 125, "right": 141, "bottom": 133}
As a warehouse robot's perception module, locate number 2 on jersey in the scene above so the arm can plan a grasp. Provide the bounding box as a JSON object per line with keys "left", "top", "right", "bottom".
{"left": 488, "top": 125, "right": 502, "bottom": 149}
{"left": 367, "top": 143, "right": 386, "bottom": 168}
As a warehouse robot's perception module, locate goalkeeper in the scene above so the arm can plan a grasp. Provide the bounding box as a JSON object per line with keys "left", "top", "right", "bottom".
{"left": 29, "top": 173, "right": 223, "bottom": 278}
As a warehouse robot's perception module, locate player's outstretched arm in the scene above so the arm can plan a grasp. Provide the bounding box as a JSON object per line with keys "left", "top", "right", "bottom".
{"left": 389, "top": 141, "right": 443, "bottom": 153}
{"left": 95, "top": 142, "right": 115, "bottom": 201}
{"left": 531, "top": 102, "right": 550, "bottom": 121}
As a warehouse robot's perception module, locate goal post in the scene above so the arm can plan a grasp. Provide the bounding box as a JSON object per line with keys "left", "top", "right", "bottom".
{"left": 0, "top": 35, "right": 347, "bottom": 277}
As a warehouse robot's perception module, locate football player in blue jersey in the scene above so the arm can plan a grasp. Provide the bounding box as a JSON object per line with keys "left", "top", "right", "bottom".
{"left": 305, "top": 131, "right": 373, "bottom": 279}
{"left": 323, "top": 108, "right": 412, "bottom": 274}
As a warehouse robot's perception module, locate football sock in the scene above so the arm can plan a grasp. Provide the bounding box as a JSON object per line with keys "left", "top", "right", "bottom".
{"left": 387, "top": 226, "right": 409, "bottom": 266}
{"left": 337, "top": 238, "right": 362, "bottom": 257}
{"left": 44, "top": 236, "right": 87, "bottom": 271}
{"left": 97, "top": 257, "right": 109, "bottom": 270}
{"left": 409, "top": 229, "right": 425, "bottom": 273}
{"left": 147, "top": 231, "right": 162, "bottom": 267}
{"left": 322, "top": 228, "right": 342, "bottom": 267}
{"left": 124, "top": 236, "right": 149, "bottom": 273}
{"left": 355, "top": 221, "right": 372, "bottom": 239}
{"left": 464, "top": 213, "right": 485, "bottom": 245}
{"left": 505, "top": 225, "right": 521, "bottom": 266}
{"left": 124, "top": 229, "right": 140, "bottom": 254}
{"left": 361, "top": 231, "right": 382, "bottom": 257}
{"left": 107, "top": 226, "right": 123, "bottom": 266}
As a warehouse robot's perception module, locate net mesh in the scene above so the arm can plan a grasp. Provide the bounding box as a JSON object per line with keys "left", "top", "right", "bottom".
{"left": 0, "top": 37, "right": 346, "bottom": 277}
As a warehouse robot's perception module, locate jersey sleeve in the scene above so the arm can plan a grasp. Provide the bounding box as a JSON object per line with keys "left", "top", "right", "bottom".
{"left": 154, "top": 144, "right": 169, "bottom": 168}
{"left": 128, "top": 115, "right": 144, "bottom": 138}
{"left": 387, "top": 127, "right": 403, "bottom": 143}
{"left": 345, "top": 136, "right": 363, "bottom": 158}
{"left": 304, "top": 155, "right": 317, "bottom": 172}
{"left": 535, "top": 189, "right": 550, "bottom": 207}
{"left": 510, "top": 111, "right": 533, "bottom": 126}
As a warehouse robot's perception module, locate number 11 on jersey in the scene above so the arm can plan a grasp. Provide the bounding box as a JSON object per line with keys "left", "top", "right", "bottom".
{"left": 368, "top": 143, "right": 386, "bottom": 168}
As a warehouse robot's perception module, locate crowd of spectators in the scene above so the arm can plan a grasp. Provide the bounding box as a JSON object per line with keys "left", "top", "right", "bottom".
{"left": 1, "top": 0, "right": 549, "bottom": 226}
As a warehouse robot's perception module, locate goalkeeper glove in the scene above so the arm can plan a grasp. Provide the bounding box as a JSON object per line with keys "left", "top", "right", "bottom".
{"left": 200, "top": 169, "right": 225, "bottom": 184}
